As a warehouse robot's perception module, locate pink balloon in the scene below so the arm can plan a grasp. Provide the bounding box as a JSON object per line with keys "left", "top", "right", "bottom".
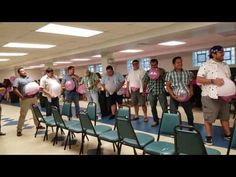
{"left": 77, "top": 84, "right": 86, "bottom": 94}
{"left": 148, "top": 68, "right": 160, "bottom": 80}
{"left": 65, "top": 80, "right": 75, "bottom": 91}
{"left": 24, "top": 82, "right": 40, "bottom": 96}
{"left": 220, "top": 94, "right": 236, "bottom": 102}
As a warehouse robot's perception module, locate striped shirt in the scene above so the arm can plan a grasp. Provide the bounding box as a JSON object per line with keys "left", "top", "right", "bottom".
{"left": 165, "top": 69, "right": 192, "bottom": 95}
{"left": 143, "top": 68, "right": 166, "bottom": 95}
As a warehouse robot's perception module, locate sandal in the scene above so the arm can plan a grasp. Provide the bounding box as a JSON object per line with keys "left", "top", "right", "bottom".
{"left": 144, "top": 117, "right": 148, "bottom": 122}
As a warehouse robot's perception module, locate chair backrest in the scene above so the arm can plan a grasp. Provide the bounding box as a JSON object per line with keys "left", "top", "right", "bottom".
{"left": 116, "top": 116, "right": 140, "bottom": 147}
{"left": 117, "top": 105, "right": 130, "bottom": 119}
{"left": 61, "top": 101, "right": 72, "bottom": 118}
{"left": 79, "top": 111, "right": 96, "bottom": 135}
{"left": 31, "top": 104, "right": 44, "bottom": 123}
{"left": 52, "top": 106, "right": 67, "bottom": 129}
{"left": 227, "top": 118, "right": 236, "bottom": 155}
{"left": 174, "top": 124, "right": 207, "bottom": 155}
{"left": 87, "top": 102, "right": 96, "bottom": 122}
{"left": 158, "top": 109, "right": 181, "bottom": 140}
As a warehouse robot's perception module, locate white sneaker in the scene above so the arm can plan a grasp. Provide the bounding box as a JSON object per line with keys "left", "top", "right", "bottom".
{"left": 97, "top": 115, "right": 102, "bottom": 120}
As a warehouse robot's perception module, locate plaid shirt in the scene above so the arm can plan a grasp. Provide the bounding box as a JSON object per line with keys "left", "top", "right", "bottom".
{"left": 143, "top": 68, "right": 166, "bottom": 95}
{"left": 165, "top": 69, "right": 192, "bottom": 95}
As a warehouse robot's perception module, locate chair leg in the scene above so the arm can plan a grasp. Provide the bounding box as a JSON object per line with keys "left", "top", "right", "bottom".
{"left": 43, "top": 125, "right": 48, "bottom": 141}
{"left": 118, "top": 143, "right": 122, "bottom": 155}
{"left": 34, "top": 126, "right": 39, "bottom": 138}
{"left": 79, "top": 133, "right": 85, "bottom": 155}
{"left": 112, "top": 143, "right": 116, "bottom": 152}
{"left": 60, "top": 128, "right": 65, "bottom": 135}
{"left": 96, "top": 138, "right": 102, "bottom": 155}
{"left": 85, "top": 134, "right": 89, "bottom": 141}
{"left": 51, "top": 127, "right": 54, "bottom": 132}
{"left": 133, "top": 147, "right": 137, "bottom": 155}
{"left": 53, "top": 127, "right": 59, "bottom": 146}
{"left": 64, "top": 131, "right": 70, "bottom": 150}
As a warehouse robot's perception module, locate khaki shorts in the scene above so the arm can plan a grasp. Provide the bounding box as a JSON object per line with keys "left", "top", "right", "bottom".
{"left": 131, "top": 90, "right": 146, "bottom": 106}
{"left": 201, "top": 96, "right": 230, "bottom": 123}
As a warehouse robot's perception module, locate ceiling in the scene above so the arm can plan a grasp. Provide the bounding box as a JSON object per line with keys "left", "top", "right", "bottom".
{"left": 1, "top": 22, "right": 236, "bottom": 70}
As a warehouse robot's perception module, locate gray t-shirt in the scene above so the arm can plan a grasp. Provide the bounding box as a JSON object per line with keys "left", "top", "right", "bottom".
{"left": 13, "top": 76, "right": 34, "bottom": 96}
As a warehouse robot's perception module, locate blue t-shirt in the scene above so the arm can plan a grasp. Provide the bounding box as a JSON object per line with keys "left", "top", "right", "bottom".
{"left": 13, "top": 76, "right": 34, "bottom": 96}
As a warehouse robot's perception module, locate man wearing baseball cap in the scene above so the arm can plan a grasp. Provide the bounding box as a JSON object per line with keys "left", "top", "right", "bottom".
{"left": 197, "top": 45, "right": 231, "bottom": 145}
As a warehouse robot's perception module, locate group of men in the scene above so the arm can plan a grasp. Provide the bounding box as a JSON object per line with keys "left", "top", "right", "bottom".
{"left": 0, "top": 45, "right": 233, "bottom": 146}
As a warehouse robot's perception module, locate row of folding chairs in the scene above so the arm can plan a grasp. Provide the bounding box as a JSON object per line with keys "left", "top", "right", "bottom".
{"left": 32, "top": 102, "right": 236, "bottom": 155}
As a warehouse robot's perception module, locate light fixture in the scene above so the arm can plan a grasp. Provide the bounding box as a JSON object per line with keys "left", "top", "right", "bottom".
{"left": 92, "top": 54, "right": 101, "bottom": 58}
{"left": 158, "top": 41, "right": 186, "bottom": 46}
{"left": 53, "top": 61, "right": 72, "bottom": 64}
{"left": 3, "top": 42, "right": 56, "bottom": 49}
{"left": 25, "top": 64, "right": 45, "bottom": 69}
{"left": 70, "top": 58, "right": 91, "bottom": 61}
{"left": 119, "top": 49, "right": 144, "bottom": 53}
{"left": 0, "top": 59, "right": 10, "bottom": 62}
{"left": 0, "top": 53, "right": 28, "bottom": 56}
{"left": 36, "top": 23, "right": 103, "bottom": 37}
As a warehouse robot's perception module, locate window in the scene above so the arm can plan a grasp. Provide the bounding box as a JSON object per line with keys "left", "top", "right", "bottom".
{"left": 192, "top": 50, "right": 209, "bottom": 67}
{"left": 192, "top": 47, "right": 235, "bottom": 67}
{"left": 96, "top": 64, "right": 103, "bottom": 74}
{"left": 224, "top": 47, "right": 235, "bottom": 65}
{"left": 127, "top": 59, "right": 133, "bottom": 72}
{"left": 88, "top": 65, "right": 94, "bottom": 72}
{"left": 59, "top": 68, "right": 66, "bottom": 78}
{"left": 140, "top": 58, "right": 150, "bottom": 71}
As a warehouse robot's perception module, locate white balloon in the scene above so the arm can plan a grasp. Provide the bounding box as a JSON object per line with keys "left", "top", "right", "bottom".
{"left": 24, "top": 82, "right": 40, "bottom": 96}
{"left": 217, "top": 77, "right": 236, "bottom": 96}
{"left": 105, "top": 83, "right": 117, "bottom": 95}
{"left": 49, "top": 80, "right": 61, "bottom": 97}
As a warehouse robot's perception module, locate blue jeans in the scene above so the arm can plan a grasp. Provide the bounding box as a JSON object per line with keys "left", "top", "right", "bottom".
{"left": 65, "top": 91, "right": 80, "bottom": 117}
{"left": 149, "top": 92, "right": 168, "bottom": 122}
{"left": 170, "top": 97, "right": 194, "bottom": 126}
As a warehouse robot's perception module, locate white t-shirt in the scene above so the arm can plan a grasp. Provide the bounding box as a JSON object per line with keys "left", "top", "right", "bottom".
{"left": 127, "top": 69, "right": 145, "bottom": 92}
{"left": 197, "top": 59, "right": 231, "bottom": 99}
{"left": 40, "top": 74, "right": 61, "bottom": 101}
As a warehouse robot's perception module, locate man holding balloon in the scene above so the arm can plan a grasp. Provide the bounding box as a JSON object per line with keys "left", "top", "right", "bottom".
{"left": 143, "top": 59, "right": 168, "bottom": 127}
{"left": 197, "top": 45, "right": 233, "bottom": 146}
{"left": 165, "top": 56, "right": 194, "bottom": 126}
{"left": 13, "top": 67, "right": 44, "bottom": 136}
{"left": 61, "top": 66, "right": 80, "bottom": 118}
{"left": 40, "top": 68, "right": 61, "bottom": 116}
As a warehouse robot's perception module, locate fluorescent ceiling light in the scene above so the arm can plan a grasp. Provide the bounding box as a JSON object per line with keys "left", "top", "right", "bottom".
{"left": 0, "top": 53, "right": 28, "bottom": 56}
{"left": 3, "top": 42, "right": 56, "bottom": 49}
{"left": 120, "top": 49, "right": 144, "bottom": 53}
{"left": 158, "top": 41, "right": 186, "bottom": 46}
{"left": 0, "top": 59, "right": 10, "bottom": 62}
{"left": 36, "top": 23, "right": 103, "bottom": 37}
{"left": 71, "top": 58, "right": 91, "bottom": 61}
{"left": 54, "top": 61, "right": 72, "bottom": 64}
{"left": 25, "top": 64, "right": 45, "bottom": 69}
{"left": 92, "top": 55, "right": 101, "bottom": 58}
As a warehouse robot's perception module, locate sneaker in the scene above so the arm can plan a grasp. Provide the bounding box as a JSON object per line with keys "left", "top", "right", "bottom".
{"left": 205, "top": 136, "right": 213, "bottom": 146}
{"left": 224, "top": 134, "right": 231, "bottom": 140}
{"left": 131, "top": 117, "right": 139, "bottom": 121}
{"left": 151, "top": 121, "right": 159, "bottom": 127}
{"left": 17, "top": 132, "right": 22, "bottom": 136}
{"left": 97, "top": 115, "right": 102, "bottom": 120}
